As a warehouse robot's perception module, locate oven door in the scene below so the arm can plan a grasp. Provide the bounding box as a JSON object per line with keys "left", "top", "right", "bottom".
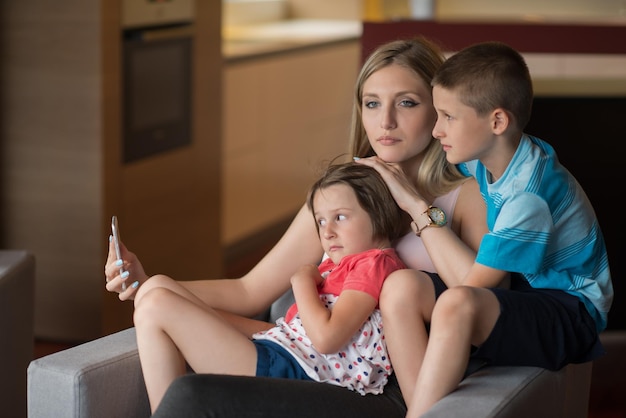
{"left": 122, "top": 25, "right": 193, "bottom": 163}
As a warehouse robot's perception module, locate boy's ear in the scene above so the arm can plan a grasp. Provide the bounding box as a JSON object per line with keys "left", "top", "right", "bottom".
{"left": 491, "top": 109, "right": 509, "bottom": 135}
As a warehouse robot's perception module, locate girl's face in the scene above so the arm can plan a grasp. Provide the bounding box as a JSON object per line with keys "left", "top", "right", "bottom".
{"left": 361, "top": 64, "right": 437, "bottom": 167}
{"left": 313, "top": 184, "right": 384, "bottom": 265}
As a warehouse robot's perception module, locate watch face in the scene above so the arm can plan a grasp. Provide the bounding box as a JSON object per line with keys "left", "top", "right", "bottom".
{"left": 428, "top": 207, "right": 446, "bottom": 226}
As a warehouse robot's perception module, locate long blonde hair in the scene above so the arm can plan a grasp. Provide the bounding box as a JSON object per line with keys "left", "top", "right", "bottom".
{"left": 348, "top": 36, "right": 467, "bottom": 199}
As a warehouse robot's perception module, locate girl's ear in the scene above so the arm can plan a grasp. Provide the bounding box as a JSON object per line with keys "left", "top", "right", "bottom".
{"left": 491, "top": 108, "right": 509, "bottom": 135}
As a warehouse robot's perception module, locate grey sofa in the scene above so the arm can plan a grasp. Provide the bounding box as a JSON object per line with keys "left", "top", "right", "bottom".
{"left": 27, "top": 289, "right": 593, "bottom": 418}
{"left": 1, "top": 250, "right": 35, "bottom": 418}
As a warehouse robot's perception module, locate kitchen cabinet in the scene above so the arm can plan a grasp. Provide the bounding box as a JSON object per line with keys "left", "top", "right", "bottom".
{"left": 0, "top": 1, "right": 223, "bottom": 340}
{"left": 222, "top": 39, "right": 361, "bottom": 245}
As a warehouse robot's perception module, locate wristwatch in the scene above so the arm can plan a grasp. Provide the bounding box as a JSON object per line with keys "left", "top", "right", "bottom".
{"left": 410, "top": 206, "right": 447, "bottom": 236}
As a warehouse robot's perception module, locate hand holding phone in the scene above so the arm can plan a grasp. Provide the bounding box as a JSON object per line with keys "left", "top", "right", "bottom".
{"left": 111, "top": 216, "right": 127, "bottom": 290}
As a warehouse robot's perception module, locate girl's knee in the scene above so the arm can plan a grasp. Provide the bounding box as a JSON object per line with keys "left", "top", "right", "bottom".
{"left": 380, "top": 269, "right": 435, "bottom": 315}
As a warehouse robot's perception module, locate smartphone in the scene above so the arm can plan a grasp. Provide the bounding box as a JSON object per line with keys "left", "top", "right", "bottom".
{"left": 111, "top": 216, "right": 126, "bottom": 290}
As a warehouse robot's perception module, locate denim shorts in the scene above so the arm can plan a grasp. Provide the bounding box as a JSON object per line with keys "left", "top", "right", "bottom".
{"left": 253, "top": 339, "right": 313, "bottom": 381}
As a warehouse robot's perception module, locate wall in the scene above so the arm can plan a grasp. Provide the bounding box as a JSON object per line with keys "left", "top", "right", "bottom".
{"left": 288, "top": 0, "right": 363, "bottom": 19}
{"left": 222, "top": 0, "right": 363, "bottom": 22}
{"left": 1, "top": 0, "right": 104, "bottom": 340}
{"left": 436, "top": 0, "right": 625, "bottom": 21}
{"left": 225, "top": 0, "right": 626, "bottom": 23}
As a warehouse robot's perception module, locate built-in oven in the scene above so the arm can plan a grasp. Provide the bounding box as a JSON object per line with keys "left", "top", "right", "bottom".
{"left": 121, "top": 0, "right": 196, "bottom": 163}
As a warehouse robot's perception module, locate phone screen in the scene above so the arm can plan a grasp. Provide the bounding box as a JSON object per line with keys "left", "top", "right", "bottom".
{"left": 111, "top": 216, "right": 126, "bottom": 290}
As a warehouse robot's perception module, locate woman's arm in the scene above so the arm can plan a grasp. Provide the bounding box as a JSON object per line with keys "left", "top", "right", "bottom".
{"left": 105, "top": 204, "right": 325, "bottom": 318}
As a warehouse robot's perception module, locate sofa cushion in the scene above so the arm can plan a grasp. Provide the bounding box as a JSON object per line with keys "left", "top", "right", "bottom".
{"left": 424, "top": 362, "right": 592, "bottom": 418}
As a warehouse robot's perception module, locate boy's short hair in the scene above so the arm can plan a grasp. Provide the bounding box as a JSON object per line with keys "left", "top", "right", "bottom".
{"left": 432, "top": 41, "right": 533, "bottom": 130}
{"left": 307, "top": 162, "right": 407, "bottom": 242}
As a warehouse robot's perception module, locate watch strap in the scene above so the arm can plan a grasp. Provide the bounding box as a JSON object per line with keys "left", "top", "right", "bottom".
{"left": 411, "top": 206, "right": 445, "bottom": 237}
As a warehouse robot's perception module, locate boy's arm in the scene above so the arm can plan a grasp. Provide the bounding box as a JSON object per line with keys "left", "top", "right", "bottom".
{"left": 462, "top": 262, "right": 509, "bottom": 288}
{"left": 290, "top": 265, "right": 377, "bottom": 354}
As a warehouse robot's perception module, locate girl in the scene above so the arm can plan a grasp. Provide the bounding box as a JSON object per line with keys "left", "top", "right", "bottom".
{"left": 132, "top": 162, "right": 407, "bottom": 410}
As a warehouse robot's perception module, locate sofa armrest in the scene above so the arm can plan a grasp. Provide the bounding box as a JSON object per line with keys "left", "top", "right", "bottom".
{"left": 27, "top": 328, "right": 150, "bottom": 418}
{"left": 27, "top": 289, "right": 296, "bottom": 418}
{"left": 1, "top": 250, "right": 35, "bottom": 418}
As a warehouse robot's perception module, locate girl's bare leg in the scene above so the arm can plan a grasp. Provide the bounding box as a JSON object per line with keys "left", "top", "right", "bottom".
{"left": 405, "top": 286, "right": 500, "bottom": 417}
{"left": 134, "top": 285, "right": 260, "bottom": 412}
{"left": 380, "top": 269, "right": 436, "bottom": 405}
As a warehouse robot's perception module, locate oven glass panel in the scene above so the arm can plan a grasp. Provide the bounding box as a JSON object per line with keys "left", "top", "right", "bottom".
{"left": 123, "top": 35, "right": 192, "bottom": 163}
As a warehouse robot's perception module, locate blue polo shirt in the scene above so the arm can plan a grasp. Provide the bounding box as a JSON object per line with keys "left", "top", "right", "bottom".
{"left": 459, "top": 134, "right": 613, "bottom": 331}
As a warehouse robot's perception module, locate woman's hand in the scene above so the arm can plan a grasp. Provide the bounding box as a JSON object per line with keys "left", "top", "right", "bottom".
{"left": 104, "top": 237, "right": 149, "bottom": 301}
{"left": 354, "top": 156, "right": 429, "bottom": 217}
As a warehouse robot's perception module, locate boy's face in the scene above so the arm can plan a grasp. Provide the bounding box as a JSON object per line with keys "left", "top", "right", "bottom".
{"left": 313, "top": 184, "right": 382, "bottom": 265}
{"left": 431, "top": 85, "right": 495, "bottom": 165}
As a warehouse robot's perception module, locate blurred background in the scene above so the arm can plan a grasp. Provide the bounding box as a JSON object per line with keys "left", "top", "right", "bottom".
{"left": 1, "top": 0, "right": 624, "bottom": 360}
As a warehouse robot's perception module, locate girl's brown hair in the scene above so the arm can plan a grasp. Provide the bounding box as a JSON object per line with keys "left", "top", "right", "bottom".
{"left": 307, "top": 162, "right": 407, "bottom": 242}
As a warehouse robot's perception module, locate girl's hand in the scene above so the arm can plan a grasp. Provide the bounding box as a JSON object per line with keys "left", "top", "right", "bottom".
{"left": 104, "top": 236, "right": 148, "bottom": 301}
{"left": 354, "top": 156, "right": 428, "bottom": 215}
{"left": 290, "top": 264, "right": 324, "bottom": 287}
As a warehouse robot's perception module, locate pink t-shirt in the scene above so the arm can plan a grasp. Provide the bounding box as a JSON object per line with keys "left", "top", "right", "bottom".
{"left": 284, "top": 248, "right": 405, "bottom": 323}
{"left": 252, "top": 248, "right": 406, "bottom": 395}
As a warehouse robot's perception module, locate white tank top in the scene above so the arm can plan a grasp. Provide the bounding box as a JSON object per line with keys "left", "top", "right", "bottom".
{"left": 394, "top": 186, "right": 462, "bottom": 273}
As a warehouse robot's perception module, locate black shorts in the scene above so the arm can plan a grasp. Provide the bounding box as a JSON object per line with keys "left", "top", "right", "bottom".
{"left": 424, "top": 271, "right": 447, "bottom": 298}
{"left": 471, "top": 274, "right": 605, "bottom": 370}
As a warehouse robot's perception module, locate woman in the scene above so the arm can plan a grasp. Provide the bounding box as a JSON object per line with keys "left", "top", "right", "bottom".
{"left": 105, "top": 36, "right": 487, "bottom": 416}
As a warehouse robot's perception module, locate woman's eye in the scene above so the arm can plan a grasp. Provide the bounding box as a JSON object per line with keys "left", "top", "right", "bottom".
{"left": 336, "top": 214, "right": 346, "bottom": 221}
{"left": 399, "top": 99, "right": 417, "bottom": 108}
{"left": 364, "top": 100, "right": 379, "bottom": 109}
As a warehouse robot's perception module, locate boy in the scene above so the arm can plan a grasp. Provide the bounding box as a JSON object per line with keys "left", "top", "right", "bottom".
{"left": 405, "top": 41, "right": 614, "bottom": 417}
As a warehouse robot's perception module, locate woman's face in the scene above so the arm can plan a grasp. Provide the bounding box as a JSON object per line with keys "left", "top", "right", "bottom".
{"left": 361, "top": 64, "right": 437, "bottom": 165}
